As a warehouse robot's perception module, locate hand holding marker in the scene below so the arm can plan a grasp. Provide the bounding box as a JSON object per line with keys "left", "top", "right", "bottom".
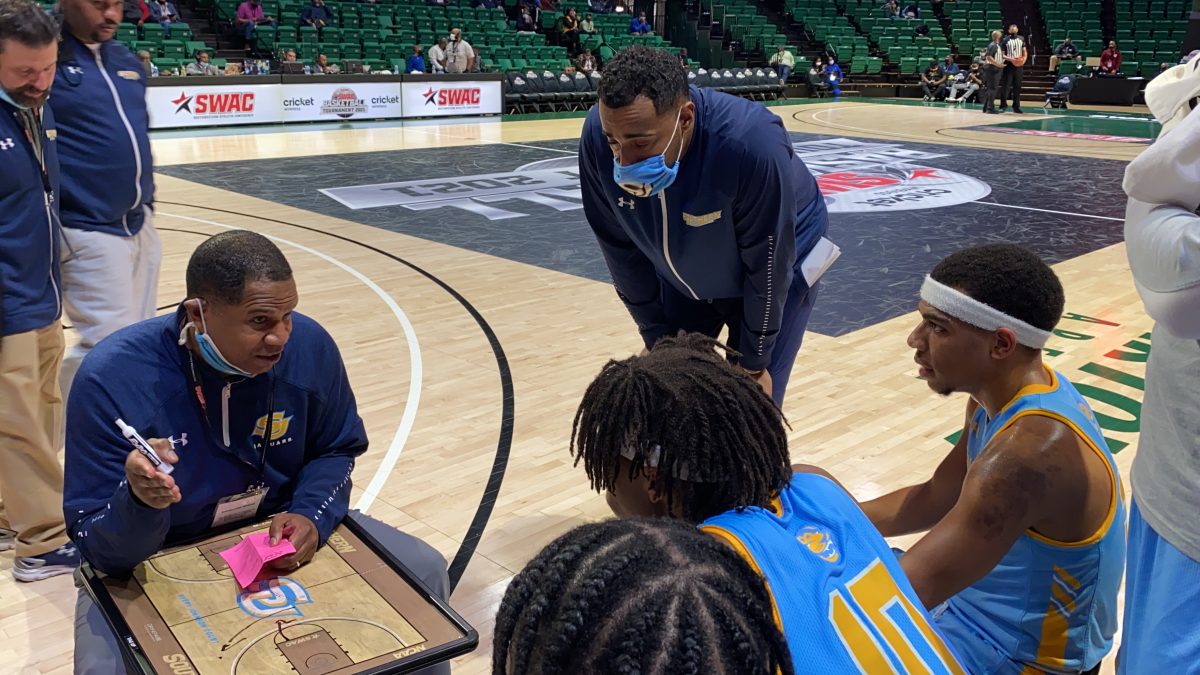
{"left": 116, "top": 418, "right": 174, "bottom": 475}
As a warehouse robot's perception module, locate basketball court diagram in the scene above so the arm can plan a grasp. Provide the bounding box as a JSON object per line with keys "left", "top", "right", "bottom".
{"left": 119, "top": 526, "right": 429, "bottom": 674}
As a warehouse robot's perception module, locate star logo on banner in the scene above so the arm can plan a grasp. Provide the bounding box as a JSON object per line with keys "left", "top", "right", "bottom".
{"left": 171, "top": 91, "right": 194, "bottom": 114}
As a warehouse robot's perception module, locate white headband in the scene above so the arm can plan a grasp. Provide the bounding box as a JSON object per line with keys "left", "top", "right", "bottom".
{"left": 920, "top": 276, "right": 1052, "bottom": 349}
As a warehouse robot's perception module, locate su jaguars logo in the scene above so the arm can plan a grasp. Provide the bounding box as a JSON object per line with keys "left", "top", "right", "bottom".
{"left": 237, "top": 577, "right": 312, "bottom": 619}
{"left": 253, "top": 411, "right": 293, "bottom": 442}
{"left": 797, "top": 525, "right": 840, "bottom": 564}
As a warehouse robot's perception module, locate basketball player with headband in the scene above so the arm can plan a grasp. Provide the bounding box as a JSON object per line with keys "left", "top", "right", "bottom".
{"left": 861, "top": 244, "right": 1125, "bottom": 675}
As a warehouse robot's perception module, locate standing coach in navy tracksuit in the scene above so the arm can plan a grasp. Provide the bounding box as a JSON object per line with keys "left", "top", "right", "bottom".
{"left": 579, "top": 45, "right": 830, "bottom": 405}
{"left": 0, "top": 0, "right": 82, "bottom": 582}
{"left": 49, "top": 0, "right": 161, "bottom": 402}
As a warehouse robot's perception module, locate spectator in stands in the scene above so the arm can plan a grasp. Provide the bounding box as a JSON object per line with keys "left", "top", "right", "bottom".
{"left": 515, "top": 7, "right": 535, "bottom": 32}
{"left": 313, "top": 52, "right": 337, "bottom": 73}
{"left": 808, "top": 56, "right": 829, "bottom": 92}
{"left": 678, "top": 47, "right": 688, "bottom": 67}
{"left": 1099, "top": 40, "right": 1122, "bottom": 76}
{"left": 948, "top": 60, "right": 981, "bottom": 102}
{"left": 1049, "top": 36, "right": 1081, "bottom": 73}
{"left": 123, "top": 0, "right": 149, "bottom": 26}
{"left": 941, "top": 53, "right": 958, "bottom": 80}
{"left": 769, "top": 44, "right": 794, "bottom": 85}
{"left": 236, "top": 0, "right": 275, "bottom": 55}
{"left": 630, "top": 10, "right": 650, "bottom": 34}
{"left": 825, "top": 54, "right": 843, "bottom": 95}
{"left": 445, "top": 28, "right": 474, "bottom": 73}
{"left": 300, "top": 0, "right": 331, "bottom": 38}
{"left": 560, "top": 8, "right": 580, "bottom": 56}
{"left": 901, "top": 2, "right": 918, "bottom": 19}
{"left": 429, "top": 36, "right": 447, "bottom": 72}
{"left": 972, "top": 46, "right": 986, "bottom": 66}
{"left": 577, "top": 47, "right": 597, "bottom": 73}
{"left": 538, "top": 0, "right": 558, "bottom": 11}
{"left": 580, "top": 13, "right": 595, "bottom": 34}
{"left": 148, "top": 0, "right": 178, "bottom": 38}
{"left": 915, "top": 22, "right": 930, "bottom": 38}
{"left": 283, "top": 48, "right": 297, "bottom": 62}
{"left": 407, "top": 44, "right": 425, "bottom": 73}
{"left": 920, "top": 58, "right": 946, "bottom": 100}
{"left": 882, "top": 0, "right": 898, "bottom": 19}
{"left": 185, "top": 50, "right": 222, "bottom": 75}
{"left": 137, "top": 49, "right": 158, "bottom": 76}
{"left": 471, "top": 47, "right": 485, "bottom": 72}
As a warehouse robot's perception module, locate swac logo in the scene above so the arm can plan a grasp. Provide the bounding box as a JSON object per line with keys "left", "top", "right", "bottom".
{"left": 797, "top": 525, "right": 840, "bottom": 563}
{"left": 171, "top": 91, "right": 256, "bottom": 116}
{"left": 423, "top": 87, "right": 481, "bottom": 107}
{"left": 252, "top": 412, "right": 293, "bottom": 441}
{"left": 237, "top": 576, "right": 312, "bottom": 619}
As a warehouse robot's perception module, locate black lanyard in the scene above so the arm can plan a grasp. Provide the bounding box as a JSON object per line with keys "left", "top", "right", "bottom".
{"left": 12, "top": 107, "right": 52, "bottom": 197}
{"left": 185, "top": 349, "right": 275, "bottom": 472}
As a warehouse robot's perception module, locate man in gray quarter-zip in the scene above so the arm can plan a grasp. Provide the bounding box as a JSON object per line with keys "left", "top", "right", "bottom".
{"left": 579, "top": 46, "right": 831, "bottom": 406}
{"left": 0, "top": 0, "right": 80, "bottom": 582}
{"left": 1116, "top": 58, "right": 1200, "bottom": 674}
{"left": 49, "top": 0, "right": 161, "bottom": 404}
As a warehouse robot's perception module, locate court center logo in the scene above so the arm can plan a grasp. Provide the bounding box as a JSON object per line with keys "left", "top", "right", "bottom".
{"left": 237, "top": 576, "right": 312, "bottom": 619}
{"left": 320, "top": 138, "right": 989, "bottom": 219}
{"left": 797, "top": 525, "right": 840, "bottom": 563}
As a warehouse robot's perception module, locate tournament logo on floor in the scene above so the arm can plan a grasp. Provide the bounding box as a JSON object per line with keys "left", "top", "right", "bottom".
{"left": 320, "top": 138, "right": 990, "bottom": 218}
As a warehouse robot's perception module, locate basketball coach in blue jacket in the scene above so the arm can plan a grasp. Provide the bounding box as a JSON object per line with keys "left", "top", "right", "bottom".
{"left": 65, "top": 231, "right": 450, "bottom": 674}
{"left": 579, "top": 46, "right": 829, "bottom": 405}
{"left": 49, "top": 0, "right": 161, "bottom": 403}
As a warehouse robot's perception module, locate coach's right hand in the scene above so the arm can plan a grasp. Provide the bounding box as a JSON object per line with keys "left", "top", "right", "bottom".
{"left": 125, "top": 440, "right": 181, "bottom": 509}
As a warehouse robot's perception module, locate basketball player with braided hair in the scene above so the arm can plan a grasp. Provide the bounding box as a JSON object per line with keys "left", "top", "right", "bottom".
{"left": 569, "top": 333, "right": 965, "bottom": 673}
{"left": 492, "top": 518, "right": 793, "bottom": 675}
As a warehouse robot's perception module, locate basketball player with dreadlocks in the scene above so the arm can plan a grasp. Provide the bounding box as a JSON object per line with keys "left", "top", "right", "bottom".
{"left": 492, "top": 518, "right": 794, "bottom": 675}
{"left": 861, "top": 244, "right": 1125, "bottom": 675}
{"left": 570, "top": 333, "right": 965, "bottom": 674}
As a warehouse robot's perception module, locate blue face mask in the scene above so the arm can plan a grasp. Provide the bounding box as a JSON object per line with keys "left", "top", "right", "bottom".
{"left": 0, "top": 87, "right": 31, "bottom": 110}
{"left": 178, "top": 301, "right": 254, "bottom": 378}
{"left": 612, "top": 108, "right": 682, "bottom": 198}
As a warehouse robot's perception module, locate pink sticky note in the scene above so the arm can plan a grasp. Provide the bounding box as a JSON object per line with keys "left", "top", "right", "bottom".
{"left": 219, "top": 532, "right": 297, "bottom": 588}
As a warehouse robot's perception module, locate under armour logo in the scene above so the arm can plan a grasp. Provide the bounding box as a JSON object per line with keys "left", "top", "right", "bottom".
{"left": 0, "top": 138, "right": 13, "bottom": 151}
{"left": 66, "top": 66, "right": 84, "bottom": 75}
{"left": 168, "top": 433, "right": 188, "bottom": 449}
{"left": 617, "top": 197, "right": 636, "bottom": 210}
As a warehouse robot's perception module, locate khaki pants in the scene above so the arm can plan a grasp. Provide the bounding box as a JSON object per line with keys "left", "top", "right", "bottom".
{"left": 60, "top": 212, "right": 162, "bottom": 403}
{"left": 0, "top": 323, "right": 68, "bottom": 557}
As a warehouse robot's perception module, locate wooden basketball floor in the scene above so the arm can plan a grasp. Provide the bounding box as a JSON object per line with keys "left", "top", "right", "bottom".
{"left": 1, "top": 101, "right": 1156, "bottom": 674}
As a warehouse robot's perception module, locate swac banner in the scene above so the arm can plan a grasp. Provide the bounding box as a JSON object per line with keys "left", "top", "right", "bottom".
{"left": 147, "top": 84, "right": 281, "bottom": 128}
{"left": 400, "top": 80, "right": 502, "bottom": 117}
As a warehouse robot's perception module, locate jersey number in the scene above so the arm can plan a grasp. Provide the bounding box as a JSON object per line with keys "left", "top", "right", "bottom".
{"left": 828, "top": 560, "right": 965, "bottom": 674}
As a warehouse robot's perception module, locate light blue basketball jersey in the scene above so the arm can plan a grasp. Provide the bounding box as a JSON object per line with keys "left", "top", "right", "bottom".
{"left": 937, "top": 367, "right": 1126, "bottom": 674}
{"left": 700, "top": 472, "right": 967, "bottom": 674}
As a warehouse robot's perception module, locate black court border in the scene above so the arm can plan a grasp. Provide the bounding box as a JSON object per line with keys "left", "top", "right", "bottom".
{"left": 157, "top": 202, "right": 514, "bottom": 594}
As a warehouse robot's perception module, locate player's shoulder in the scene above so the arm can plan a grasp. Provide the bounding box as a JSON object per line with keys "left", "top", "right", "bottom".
{"left": 698, "top": 87, "right": 788, "bottom": 158}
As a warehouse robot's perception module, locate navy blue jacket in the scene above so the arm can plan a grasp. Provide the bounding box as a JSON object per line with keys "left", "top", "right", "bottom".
{"left": 0, "top": 101, "right": 62, "bottom": 337}
{"left": 64, "top": 307, "right": 367, "bottom": 577}
{"left": 48, "top": 33, "right": 154, "bottom": 236}
{"left": 579, "top": 87, "right": 827, "bottom": 371}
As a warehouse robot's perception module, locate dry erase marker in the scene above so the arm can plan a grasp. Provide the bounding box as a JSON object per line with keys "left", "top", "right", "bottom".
{"left": 115, "top": 418, "right": 174, "bottom": 475}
